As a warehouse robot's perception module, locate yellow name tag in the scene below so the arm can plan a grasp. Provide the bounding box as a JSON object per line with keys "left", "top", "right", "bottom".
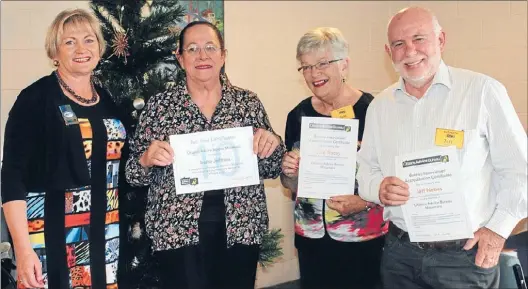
{"left": 331, "top": 105, "right": 355, "bottom": 119}
{"left": 435, "top": 128, "right": 464, "bottom": 149}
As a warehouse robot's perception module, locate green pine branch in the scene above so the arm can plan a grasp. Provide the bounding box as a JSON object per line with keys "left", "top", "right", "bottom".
{"left": 138, "top": 5, "right": 184, "bottom": 41}
{"left": 90, "top": 0, "right": 123, "bottom": 22}
{"left": 259, "top": 228, "right": 284, "bottom": 268}
{"left": 90, "top": 0, "right": 184, "bottom": 105}
{"left": 142, "top": 68, "right": 177, "bottom": 99}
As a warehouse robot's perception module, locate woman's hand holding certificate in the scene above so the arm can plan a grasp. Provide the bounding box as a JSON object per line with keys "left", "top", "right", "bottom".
{"left": 253, "top": 128, "right": 280, "bottom": 159}
{"left": 139, "top": 140, "right": 174, "bottom": 168}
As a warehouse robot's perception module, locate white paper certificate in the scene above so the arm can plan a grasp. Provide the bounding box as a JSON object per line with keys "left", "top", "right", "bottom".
{"left": 169, "top": 126, "right": 260, "bottom": 194}
{"left": 297, "top": 117, "right": 359, "bottom": 199}
{"left": 395, "top": 147, "right": 474, "bottom": 242}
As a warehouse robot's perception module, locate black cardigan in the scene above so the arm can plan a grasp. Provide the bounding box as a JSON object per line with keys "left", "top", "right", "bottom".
{"left": 1, "top": 72, "right": 128, "bottom": 203}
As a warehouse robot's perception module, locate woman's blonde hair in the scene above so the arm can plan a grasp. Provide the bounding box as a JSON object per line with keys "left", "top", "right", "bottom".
{"left": 45, "top": 8, "right": 106, "bottom": 60}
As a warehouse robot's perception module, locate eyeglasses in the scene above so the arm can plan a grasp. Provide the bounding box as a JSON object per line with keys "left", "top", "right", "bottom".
{"left": 183, "top": 44, "right": 221, "bottom": 56}
{"left": 297, "top": 59, "right": 342, "bottom": 73}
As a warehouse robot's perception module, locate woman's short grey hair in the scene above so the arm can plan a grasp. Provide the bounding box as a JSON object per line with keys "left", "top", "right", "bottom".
{"left": 296, "top": 27, "right": 349, "bottom": 61}
{"left": 45, "top": 8, "right": 106, "bottom": 60}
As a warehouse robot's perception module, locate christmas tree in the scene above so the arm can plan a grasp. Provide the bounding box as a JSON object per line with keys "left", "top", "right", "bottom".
{"left": 90, "top": 1, "right": 185, "bottom": 287}
{"left": 90, "top": 0, "right": 184, "bottom": 113}
{"left": 90, "top": 1, "right": 283, "bottom": 287}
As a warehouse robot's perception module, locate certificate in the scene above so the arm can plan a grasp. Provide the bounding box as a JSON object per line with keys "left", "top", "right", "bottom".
{"left": 169, "top": 126, "right": 260, "bottom": 194}
{"left": 297, "top": 117, "right": 359, "bottom": 199}
{"left": 395, "top": 147, "right": 474, "bottom": 242}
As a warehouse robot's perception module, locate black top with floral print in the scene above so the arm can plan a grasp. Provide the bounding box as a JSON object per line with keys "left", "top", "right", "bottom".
{"left": 125, "top": 73, "right": 285, "bottom": 251}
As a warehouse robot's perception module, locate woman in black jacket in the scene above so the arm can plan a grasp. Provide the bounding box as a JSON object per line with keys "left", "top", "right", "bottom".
{"left": 1, "top": 8, "right": 127, "bottom": 289}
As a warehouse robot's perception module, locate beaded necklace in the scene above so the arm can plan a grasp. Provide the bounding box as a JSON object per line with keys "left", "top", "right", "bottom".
{"left": 54, "top": 70, "right": 98, "bottom": 105}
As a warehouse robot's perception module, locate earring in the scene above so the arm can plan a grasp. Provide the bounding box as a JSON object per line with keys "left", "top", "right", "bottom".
{"left": 342, "top": 78, "right": 346, "bottom": 83}
{"left": 53, "top": 60, "right": 59, "bottom": 67}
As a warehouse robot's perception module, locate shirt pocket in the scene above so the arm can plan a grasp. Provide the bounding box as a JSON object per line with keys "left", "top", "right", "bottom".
{"left": 458, "top": 129, "right": 488, "bottom": 174}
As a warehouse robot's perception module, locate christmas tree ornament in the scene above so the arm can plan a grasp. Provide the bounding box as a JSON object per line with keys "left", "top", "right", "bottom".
{"left": 133, "top": 98, "right": 145, "bottom": 110}
{"left": 110, "top": 30, "right": 130, "bottom": 64}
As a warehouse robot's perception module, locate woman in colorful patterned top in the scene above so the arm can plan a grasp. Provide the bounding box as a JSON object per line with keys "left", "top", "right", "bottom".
{"left": 125, "top": 21, "right": 285, "bottom": 289}
{"left": 280, "top": 27, "right": 388, "bottom": 289}
{"left": 1, "top": 9, "right": 126, "bottom": 289}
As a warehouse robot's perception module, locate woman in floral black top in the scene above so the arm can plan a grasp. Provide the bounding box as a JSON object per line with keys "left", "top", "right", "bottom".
{"left": 125, "top": 21, "right": 285, "bottom": 289}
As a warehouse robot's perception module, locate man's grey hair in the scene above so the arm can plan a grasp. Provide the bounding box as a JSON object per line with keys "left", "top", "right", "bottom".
{"left": 432, "top": 15, "right": 442, "bottom": 36}
{"left": 296, "top": 27, "right": 349, "bottom": 61}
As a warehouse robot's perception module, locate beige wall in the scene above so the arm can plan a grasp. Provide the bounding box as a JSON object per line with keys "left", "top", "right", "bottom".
{"left": 1, "top": 1, "right": 93, "bottom": 147}
{"left": 223, "top": 2, "right": 527, "bottom": 286}
{"left": 1, "top": 1, "right": 527, "bottom": 287}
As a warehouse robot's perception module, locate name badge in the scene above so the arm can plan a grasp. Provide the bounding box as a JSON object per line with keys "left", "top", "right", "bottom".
{"left": 59, "top": 105, "right": 78, "bottom": 125}
{"left": 331, "top": 105, "right": 355, "bottom": 119}
{"left": 435, "top": 128, "right": 464, "bottom": 149}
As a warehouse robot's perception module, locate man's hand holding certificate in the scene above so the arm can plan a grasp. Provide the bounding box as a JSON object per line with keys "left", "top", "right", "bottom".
{"left": 395, "top": 147, "right": 474, "bottom": 242}
{"left": 169, "top": 126, "right": 260, "bottom": 194}
{"left": 297, "top": 117, "right": 359, "bottom": 199}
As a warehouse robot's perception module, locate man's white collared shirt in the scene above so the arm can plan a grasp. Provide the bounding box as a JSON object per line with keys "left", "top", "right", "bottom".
{"left": 357, "top": 61, "right": 527, "bottom": 238}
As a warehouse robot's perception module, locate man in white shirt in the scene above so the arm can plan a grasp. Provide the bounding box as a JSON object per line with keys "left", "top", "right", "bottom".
{"left": 357, "top": 6, "right": 527, "bottom": 289}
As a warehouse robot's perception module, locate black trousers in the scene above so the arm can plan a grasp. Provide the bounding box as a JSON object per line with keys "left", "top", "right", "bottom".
{"left": 154, "top": 220, "right": 260, "bottom": 289}
{"left": 297, "top": 234, "right": 385, "bottom": 289}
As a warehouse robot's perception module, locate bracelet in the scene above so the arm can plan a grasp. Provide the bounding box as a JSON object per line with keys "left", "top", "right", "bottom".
{"left": 365, "top": 201, "right": 373, "bottom": 212}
